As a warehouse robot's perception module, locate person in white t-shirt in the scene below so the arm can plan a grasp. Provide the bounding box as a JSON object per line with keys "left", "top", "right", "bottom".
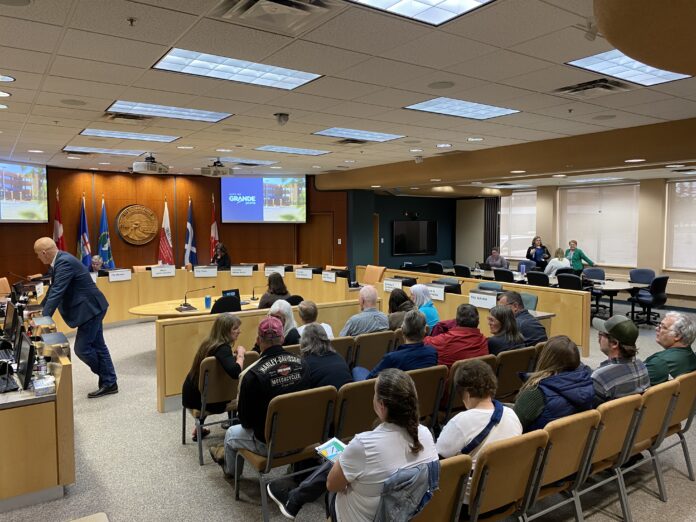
{"left": 326, "top": 369, "right": 439, "bottom": 522}
{"left": 296, "top": 300, "right": 335, "bottom": 339}
{"left": 544, "top": 248, "right": 571, "bottom": 276}
{"left": 436, "top": 359, "right": 522, "bottom": 504}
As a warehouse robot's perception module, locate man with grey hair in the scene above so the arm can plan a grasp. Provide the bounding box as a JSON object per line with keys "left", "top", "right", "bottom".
{"left": 352, "top": 310, "right": 437, "bottom": 380}
{"left": 339, "top": 285, "right": 388, "bottom": 337}
{"left": 296, "top": 300, "right": 334, "bottom": 339}
{"left": 300, "top": 323, "right": 351, "bottom": 389}
{"left": 646, "top": 312, "right": 696, "bottom": 384}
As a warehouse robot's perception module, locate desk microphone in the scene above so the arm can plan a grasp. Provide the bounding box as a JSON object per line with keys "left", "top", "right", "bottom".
{"left": 177, "top": 285, "right": 216, "bottom": 312}
{"left": 250, "top": 285, "right": 266, "bottom": 301}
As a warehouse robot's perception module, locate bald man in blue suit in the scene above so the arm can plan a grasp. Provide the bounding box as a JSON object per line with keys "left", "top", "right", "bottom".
{"left": 34, "top": 237, "right": 118, "bottom": 398}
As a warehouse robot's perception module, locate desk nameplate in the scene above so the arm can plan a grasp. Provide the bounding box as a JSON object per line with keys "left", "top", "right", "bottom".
{"left": 108, "top": 269, "right": 132, "bottom": 282}
{"left": 265, "top": 266, "right": 286, "bottom": 277}
{"left": 230, "top": 266, "right": 253, "bottom": 277}
{"left": 194, "top": 266, "right": 218, "bottom": 278}
{"left": 295, "top": 268, "right": 313, "bottom": 280}
{"left": 151, "top": 265, "right": 176, "bottom": 278}
{"left": 322, "top": 271, "right": 337, "bottom": 283}
{"left": 383, "top": 278, "right": 403, "bottom": 292}
{"left": 425, "top": 284, "right": 445, "bottom": 301}
{"left": 469, "top": 290, "right": 497, "bottom": 309}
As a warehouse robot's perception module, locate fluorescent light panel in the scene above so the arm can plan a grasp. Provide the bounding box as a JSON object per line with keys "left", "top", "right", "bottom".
{"left": 406, "top": 96, "right": 519, "bottom": 120}
{"left": 255, "top": 145, "right": 330, "bottom": 156}
{"left": 81, "top": 128, "right": 180, "bottom": 142}
{"left": 567, "top": 50, "right": 691, "bottom": 86}
{"left": 314, "top": 127, "right": 404, "bottom": 142}
{"left": 154, "top": 48, "right": 321, "bottom": 90}
{"left": 63, "top": 146, "right": 146, "bottom": 156}
{"left": 350, "top": 0, "right": 493, "bottom": 26}
{"left": 220, "top": 157, "right": 278, "bottom": 166}
{"left": 569, "top": 177, "right": 624, "bottom": 184}
{"left": 107, "top": 100, "right": 230, "bottom": 122}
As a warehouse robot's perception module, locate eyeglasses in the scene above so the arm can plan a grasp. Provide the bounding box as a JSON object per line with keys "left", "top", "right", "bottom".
{"left": 656, "top": 323, "right": 673, "bottom": 333}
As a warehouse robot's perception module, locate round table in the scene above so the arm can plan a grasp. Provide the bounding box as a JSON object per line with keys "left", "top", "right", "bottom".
{"left": 129, "top": 295, "right": 258, "bottom": 319}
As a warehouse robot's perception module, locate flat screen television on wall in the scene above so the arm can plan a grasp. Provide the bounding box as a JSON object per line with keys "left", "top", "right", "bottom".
{"left": 0, "top": 161, "right": 48, "bottom": 223}
{"left": 220, "top": 176, "right": 307, "bottom": 223}
{"left": 392, "top": 220, "right": 437, "bottom": 256}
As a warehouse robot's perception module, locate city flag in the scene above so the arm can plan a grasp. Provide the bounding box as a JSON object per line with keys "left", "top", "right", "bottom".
{"left": 98, "top": 197, "right": 115, "bottom": 269}
{"left": 158, "top": 200, "right": 174, "bottom": 265}
{"left": 76, "top": 195, "right": 92, "bottom": 268}
{"left": 210, "top": 194, "right": 219, "bottom": 260}
{"left": 53, "top": 188, "right": 65, "bottom": 251}
{"left": 184, "top": 197, "right": 198, "bottom": 266}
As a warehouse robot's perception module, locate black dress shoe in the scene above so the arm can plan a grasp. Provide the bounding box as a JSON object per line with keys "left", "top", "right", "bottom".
{"left": 87, "top": 383, "right": 118, "bottom": 398}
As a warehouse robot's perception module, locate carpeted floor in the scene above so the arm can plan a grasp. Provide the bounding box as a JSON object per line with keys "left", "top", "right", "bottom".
{"left": 3, "top": 302, "right": 696, "bottom": 521}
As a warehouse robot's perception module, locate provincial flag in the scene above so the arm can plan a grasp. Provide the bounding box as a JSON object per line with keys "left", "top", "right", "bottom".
{"left": 184, "top": 197, "right": 198, "bottom": 266}
{"left": 53, "top": 188, "right": 65, "bottom": 251}
{"left": 158, "top": 200, "right": 174, "bottom": 265}
{"left": 76, "top": 195, "right": 92, "bottom": 268}
{"left": 210, "top": 194, "right": 219, "bottom": 261}
{"left": 98, "top": 197, "right": 115, "bottom": 269}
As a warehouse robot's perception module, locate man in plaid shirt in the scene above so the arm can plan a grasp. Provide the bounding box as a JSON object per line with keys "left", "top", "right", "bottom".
{"left": 591, "top": 315, "right": 650, "bottom": 404}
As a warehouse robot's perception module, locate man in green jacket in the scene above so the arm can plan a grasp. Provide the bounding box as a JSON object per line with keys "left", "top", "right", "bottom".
{"left": 565, "top": 240, "right": 594, "bottom": 275}
{"left": 645, "top": 312, "right": 696, "bottom": 384}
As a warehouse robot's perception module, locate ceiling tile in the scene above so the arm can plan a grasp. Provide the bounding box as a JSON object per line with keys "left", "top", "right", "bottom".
{"left": 512, "top": 27, "right": 613, "bottom": 64}
{"left": 648, "top": 77, "right": 696, "bottom": 101}
{"left": 269, "top": 92, "right": 342, "bottom": 111}
{"left": 380, "top": 33, "right": 496, "bottom": 69}
{"left": 0, "top": 17, "right": 63, "bottom": 53}
{"left": 0, "top": 0, "right": 71, "bottom": 25}
{"left": 295, "top": 77, "right": 382, "bottom": 100}
{"left": 453, "top": 83, "right": 532, "bottom": 106}
{"left": 0, "top": 86, "right": 35, "bottom": 103}
{"left": 42, "top": 76, "right": 127, "bottom": 100}
{"left": 117, "top": 87, "right": 196, "bottom": 107}
{"left": 397, "top": 72, "right": 486, "bottom": 97}
{"left": 334, "top": 58, "right": 431, "bottom": 88}
{"left": 49, "top": 56, "right": 143, "bottom": 86}
{"left": 204, "top": 81, "right": 283, "bottom": 104}
{"left": 541, "top": 0, "right": 594, "bottom": 18}
{"left": 320, "top": 101, "right": 392, "bottom": 119}
{"left": 266, "top": 41, "right": 370, "bottom": 76}
{"left": 130, "top": 0, "right": 220, "bottom": 15}
{"left": 529, "top": 100, "right": 604, "bottom": 118}
{"left": 0, "top": 46, "right": 51, "bottom": 74}
{"left": 58, "top": 29, "right": 168, "bottom": 67}
{"left": 353, "top": 88, "right": 430, "bottom": 109}
{"left": 187, "top": 96, "right": 256, "bottom": 114}
{"left": 449, "top": 49, "right": 553, "bottom": 81}
{"left": 590, "top": 88, "right": 674, "bottom": 109}
{"left": 501, "top": 64, "right": 599, "bottom": 91}
{"left": 504, "top": 92, "right": 570, "bottom": 111}
{"left": 31, "top": 104, "right": 104, "bottom": 121}
{"left": 572, "top": 110, "right": 666, "bottom": 128}
{"left": 624, "top": 98, "right": 696, "bottom": 120}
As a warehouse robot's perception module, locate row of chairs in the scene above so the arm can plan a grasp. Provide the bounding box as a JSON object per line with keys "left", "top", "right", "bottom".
{"left": 230, "top": 368, "right": 696, "bottom": 522}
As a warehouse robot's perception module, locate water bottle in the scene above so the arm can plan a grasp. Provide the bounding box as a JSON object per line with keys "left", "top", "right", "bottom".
{"left": 520, "top": 263, "right": 526, "bottom": 275}
{"left": 204, "top": 295, "right": 212, "bottom": 309}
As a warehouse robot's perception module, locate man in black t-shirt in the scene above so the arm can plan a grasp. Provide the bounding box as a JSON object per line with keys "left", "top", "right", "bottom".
{"left": 210, "top": 316, "right": 309, "bottom": 475}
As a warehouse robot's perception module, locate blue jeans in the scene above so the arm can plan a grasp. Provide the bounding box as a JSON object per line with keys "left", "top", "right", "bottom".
{"left": 74, "top": 311, "right": 117, "bottom": 387}
{"left": 224, "top": 425, "right": 267, "bottom": 476}
{"left": 352, "top": 366, "right": 370, "bottom": 381}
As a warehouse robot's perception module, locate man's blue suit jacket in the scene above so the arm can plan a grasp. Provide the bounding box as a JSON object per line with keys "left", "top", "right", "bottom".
{"left": 43, "top": 251, "right": 109, "bottom": 328}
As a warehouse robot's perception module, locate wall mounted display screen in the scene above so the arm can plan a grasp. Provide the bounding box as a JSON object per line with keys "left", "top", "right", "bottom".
{"left": 0, "top": 161, "right": 48, "bottom": 223}
{"left": 221, "top": 176, "right": 306, "bottom": 223}
{"left": 393, "top": 220, "right": 437, "bottom": 256}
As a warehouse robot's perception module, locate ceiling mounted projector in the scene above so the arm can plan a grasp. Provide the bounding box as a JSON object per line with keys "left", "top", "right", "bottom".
{"left": 201, "top": 158, "right": 232, "bottom": 177}
{"left": 133, "top": 153, "right": 168, "bottom": 174}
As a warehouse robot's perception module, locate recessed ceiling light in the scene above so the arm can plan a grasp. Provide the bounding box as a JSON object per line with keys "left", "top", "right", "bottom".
{"left": 436, "top": 143, "right": 452, "bottom": 148}
{"left": 569, "top": 177, "right": 624, "bottom": 184}
{"left": 406, "top": 97, "right": 519, "bottom": 120}
{"left": 177, "top": 145, "right": 194, "bottom": 150}
{"left": 269, "top": 166, "right": 282, "bottom": 169}
{"left": 67, "top": 156, "right": 81, "bottom": 160}
{"left": 344, "top": 159, "right": 355, "bottom": 163}
{"left": 108, "top": 100, "right": 231, "bottom": 122}
{"left": 410, "top": 148, "right": 423, "bottom": 153}
{"left": 312, "top": 165, "right": 322, "bottom": 169}
{"left": 371, "top": 185, "right": 381, "bottom": 188}
{"left": 0, "top": 104, "right": 7, "bottom": 110}
{"left": 0, "top": 91, "right": 10, "bottom": 97}
{"left": 220, "top": 156, "right": 277, "bottom": 166}
{"left": 510, "top": 170, "right": 526, "bottom": 174}
{"left": 81, "top": 128, "right": 180, "bottom": 142}
{"left": 154, "top": 48, "right": 321, "bottom": 91}
{"left": 27, "top": 149, "right": 44, "bottom": 153}
{"left": 255, "top": 145, "right": 330, "bottom": 156}
{"left": 624, "top": 158, "right": 645, "bottom": 163}
{"left": 0, "top": 75, "right": 15, "bottom": 82}
{"left": 216, "top": 148, "right": 232, "bottom": 152}
{"left": 430, "top": 178, "right": 441, "bottom": 182}
{"left": 351, "top": 0, "right": 494, "bottom": 26}
{"left": 467, "top": 137, "right": 484, "bottom": 142}
{"left": 314, "top": 127, "right": 404, "bottom": 142}
{"left": 98, "top": 162, "right": 111, "bottom": 165}
{"left": 552, "top": 174, "right": 567, "bottom": 178}
{"left": 63, "top": 146, "right": 145, "bottom": 156}
{"left": 568, "top": 49, "right": 691, "bottom": 86}
{"left": 666, "top": 164, "right": 686, "bottom": 168}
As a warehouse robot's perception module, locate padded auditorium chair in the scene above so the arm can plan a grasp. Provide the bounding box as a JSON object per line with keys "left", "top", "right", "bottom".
{"left": 412, "top": 454, "right": 472, "bottom": 522}
{"left": 628, "top": 275, "right": 669, "bottom": 326}
{"left": 330, "top": 336, "right": 355, "bottom": 368}
{"left": 495, "top": 346, "right": 537, "bottom": 402}
{"left": 210, "top": 295, "right": 241, "bottom": 314}
{"left": 353, "top": 330, "right": 394, "bottom": 370}
{"left": 657, "top": 371, "right": 696, "bottom": 481}
{"left": 454, "top": 264, "right": 472, "bottom": 278}
{"left": 334, "top": 379, "right": 379, "bottom": 442}
{"left": 407, "top": 365, "right": 447, "bottom": 431}
{"left": 493, "top": 268, "right": 515, "bottom": 283}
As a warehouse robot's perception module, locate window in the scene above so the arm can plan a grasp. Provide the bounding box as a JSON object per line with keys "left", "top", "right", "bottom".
{"left": 499, "top": 191, "right": 537, "bottom": 258}
{"left": 666, "top": 180, "right": 696, "bottom": 270}
{"left": 558, "top": 184, "right": 639, "bottom": 266}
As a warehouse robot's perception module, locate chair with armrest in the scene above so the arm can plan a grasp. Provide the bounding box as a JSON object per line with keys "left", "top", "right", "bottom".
{"left": 282, "top": 344, "right": 301, "bottom": 356}
{"left": 407, "top": 365, "right": 447, "bottom": 431}
{"left": 493, "top": 268, "right": 515, "bottom": 283}
{"left": 411, "top": 454, "right": 472, "bottom": 522}
{"left": 353, "top": 330, "right": 395, "bottom": 371}
{"left": 518, "top": 260, "right": 536, "bottom": 274}
{"left": 210, "top": 295, "right": 241, "bottom": 314}
{"left": 656, "top": 371, "right": 696, "bottom": 481}
{"left": 325, "top": 265, "right": 348, "bottom": 271}
{"left": 463, "top": 430, "right": 549, "bottom": 522}
{"left": 363, "top": 265, "right": 386, "bottom": 285}
{"left": 554, "top": 267, "right": 575, "bottom": 277}
{"left": 234, "top": 386, "right": 337, "bottom": 522}
{"left": 334, "top": 378, "right": 379, "bottom": 442}
{"left": 444, "top": 355, "right": 498, "bottom": 422}
{"left": 454, "top": 264, "right": 472, "bottom": 278}
{"left": 583, "top": 267, "right": 611, "bottom": 317}
{"left": 330, "top": 336, "right": 355, "bottom": 367}
{"left": 441, "top": 259, "right": 455, "bottom": 272}
{"left": 477, "top": 282, "right": 503, "bottom": 292}
{"left": 556, "top": 273, "right": 584, "bottom": 291}
{"left": 495, "top": 346, "right": 537, "bottom": 402}
{"left": 526, "top": 272, "right": 549, "bottom": 287}
{"left": 628, "top": 275, "right": 669, "bottom": 326}
{"left": 427, "top": 261, "right": 445, "bottom": 274}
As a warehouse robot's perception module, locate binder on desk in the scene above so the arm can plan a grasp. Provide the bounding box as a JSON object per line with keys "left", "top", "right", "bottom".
{"left": 40, "top": 332, "right": 70, "bottom": 348}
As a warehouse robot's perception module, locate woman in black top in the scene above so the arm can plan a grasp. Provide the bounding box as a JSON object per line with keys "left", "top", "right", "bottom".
{"left": 486, "top": 305, "right": 525, "bottom": 355}
{"left": 525, "top": 236, "right": 551, "bottom": 270}
{"left": 300, "top": 323, "right": 352, "bottom": 389}
{"left": 258, "top": 272, "right": 291, "bottom": 309}
{"left": 387, "top": 288, "right": 415, "bottom": 331}
{"left": 182, "top": 313, "right": 246, "bottom": 440}
{"left": 212, "top": 242, "right": 231, "bottom": 269}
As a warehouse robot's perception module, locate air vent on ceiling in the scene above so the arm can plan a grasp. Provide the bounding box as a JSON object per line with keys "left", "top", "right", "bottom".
{"left": 62, "top": 150, "right": 91, "bottom": 156}
{"left": 336, "top": 138, "right": 367, "bottom": 145}
{"left": 214, "top": 0, "right": 344, "bottom": 37}
{"left": 554, "top": 78, "right": 633, "bottom": 99}
{"left": 104, "top": 113, "right": 153, "bottom": 124}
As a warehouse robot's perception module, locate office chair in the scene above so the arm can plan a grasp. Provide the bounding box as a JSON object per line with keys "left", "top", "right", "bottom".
{"left": 627, "top": 268, "right": 656, "bottom": 310}
{"left": 583, "top": 267, "right": 610, "bottom": 317}
{"left": 518, "top": 260, "right": 537, "bottom": 273}
{"left": 286, "top": 295, "right": 304, "bottom": 306}
{"left": 454, "top": 264, "right": 471, "bottom": 278}
{"left": 526, "top": 271, "right": 549, "bottom": 287}
{"left": 427, "top": 261, "right": 444, "bottom": 275}
{"left": 493, "top": 268, "right": 515, "bottom": 283}
{"left": 210, "top": 296, "right": 241, "bottom": 314}
{"left": 555, "top": 267, "right": 575, "bottom": 276}
{"left": 628, "top": 276, "right": 669, "bottom": 326}
{"left": 440, "top": 259, "right": 455, "bottom": 271}
{"left": 556, "top": 274, "right": 584, "bottom": 291}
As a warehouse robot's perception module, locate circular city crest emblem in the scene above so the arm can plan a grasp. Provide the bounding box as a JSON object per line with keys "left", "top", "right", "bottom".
{"left": 116, "top": 204, "right": 158, "bottom": 245}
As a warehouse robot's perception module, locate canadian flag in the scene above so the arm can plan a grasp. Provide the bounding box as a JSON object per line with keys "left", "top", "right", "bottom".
{"left": 158, "top": 200, "right": 175, "bottom": 265}
{"left": 210, "top": 194, "right": 219, "bottom": 260}
{"left": 53, "top": 188, "right": 65, "bottom": 250}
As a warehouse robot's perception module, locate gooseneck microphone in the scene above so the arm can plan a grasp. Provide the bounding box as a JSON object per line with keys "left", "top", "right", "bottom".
{"left": 176, "top": 285, "right": 216, "bottom": 312}
{"left": 250, "top": 285, "right": 266, "bottom": 301}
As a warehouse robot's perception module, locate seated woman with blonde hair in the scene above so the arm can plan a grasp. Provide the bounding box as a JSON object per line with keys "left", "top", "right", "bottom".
{"left": 181, "top": 313, "right": 246, "bottom": 441}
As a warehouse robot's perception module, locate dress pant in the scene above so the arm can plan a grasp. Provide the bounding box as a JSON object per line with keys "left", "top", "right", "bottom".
{"left": 74, "top": 310, "right": 117, "bottom": 387}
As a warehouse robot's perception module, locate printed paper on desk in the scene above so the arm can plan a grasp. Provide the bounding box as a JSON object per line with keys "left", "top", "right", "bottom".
{"left": 295, "top": 268, "right": 313, "bottom": 280}
{"left": 230, "top": 265, "right": 253, "bottom": 277}
{"left": 316, "top": 437, "right": 346, "bottom": 462}
{"left": 383, "top": 278, "right": 403, "bottom": 293}
{"left": 35, "top": 282, "right": 44, "bottom": 298}
{"left": 321, "top": 271, "right": 336, "bottom": 283}
{"left": 151, "top": 265, "right": 175, "bottom": 278}
{"left": 265, "top": 266, "right": 285, "bottom": 277}
{"left": 194, "top": 266, "right": 218, "bottom": 278}
{"left": 426, "top": 284, "right": 445, "bottom": 301}
{"left": 109, "top": 269, "right": 132, "bottom": 282}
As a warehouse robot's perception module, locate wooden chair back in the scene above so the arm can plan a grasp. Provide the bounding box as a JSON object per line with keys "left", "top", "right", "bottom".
{"left": 495, "top": 346, "right": 537, "bottom": 401}
{"left": 363, "top": 265, "right": 386, "bottom": 285}
{"left": 591, "top": 395, "right": 642, "bottom": 471}
{"left": 444, "top": 355, "right": 497, "bottom": 421}
{"left": 407, "top": 365, "right": 448, "bottom": 428}
{"left": 283, "top": 344, "right": 301, "bottom": 356}
{"left": 353, "top": 330, "right": 394, "bottom": 370}
{"left": 412, "top": 455, "right": 472, "bottom": 522}
{"left": 632, "top": 380, "right": 680, "bottom": 453}
{"left": 330, "top": 336, "right": 355, "bottom": 367}
{"left": 669, "top": 371, "right": 696, "bottom": 430}
{"left": 334, "top": 378, "right": 378, "bottom": 442}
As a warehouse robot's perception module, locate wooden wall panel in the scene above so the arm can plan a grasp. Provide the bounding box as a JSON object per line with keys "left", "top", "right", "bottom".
{"left": 0, "top": 169, "right": 347, "bottom": 279}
